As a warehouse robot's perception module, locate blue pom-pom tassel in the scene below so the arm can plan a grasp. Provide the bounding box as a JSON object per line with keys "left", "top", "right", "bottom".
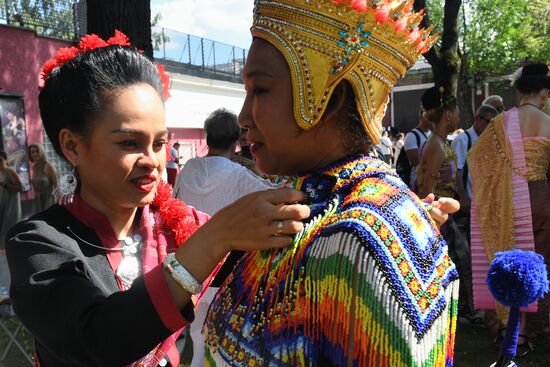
{"left": 487, "top": 249, "right": 548, "bottom": 308}
{"left": 486, "top": 249, "right": 549, "bottom": 365}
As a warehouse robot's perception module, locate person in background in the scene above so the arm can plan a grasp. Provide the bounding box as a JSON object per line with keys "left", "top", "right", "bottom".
{"left": 232, "top": 127, "right": 261, "bottom": 174}
{"left": 166, "top": 141, "right": 180, "bottom": 186}
{"left": 0, "top": 150, "right": 23, "bottom": 246}
{"left": 6, "top": 32, "right": 310, "bottom": 367}
{"left": 237, "top": 127, "right": 252, "bottom": 160}
{"left": 450, "top": 104, "right": 499, "bottom": 325}
{"left": 393, "top": 132, "right": 405, "bottom": 167}
{"left": 174, "top": 108, "right": 276, "bottom": 216}
{"left": 416, "top": 87, "right": 461, "bottom": 199}
{"left": 403, "top": 111, "right": 433, "bottom": 188}
{"left": 449, "top": 128, "right": 464, "bottom": 142}
{"left": 173, "top": 108, "right": 278, "bottom": 367}
{"left": 377, "top": 130, "right": 393, "bottom": 164}
{"left": 451, "top": 104, "right": 498, "bottom": 211}
{"left": 470, "top": 63, "right": 550, "bottom": 354}
{"left": 416, "top": 87, "right": 473, "bottom": 321}
{"left": 482, "top": 95, "right": 505, "bottom": 114}
{"left": 28, "top": 143, "right": 58, "bottom": 213}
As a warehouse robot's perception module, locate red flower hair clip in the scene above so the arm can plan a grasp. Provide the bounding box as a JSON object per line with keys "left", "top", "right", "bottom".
{"left": 41, "top": 30, "right": 171, "bottom": 101}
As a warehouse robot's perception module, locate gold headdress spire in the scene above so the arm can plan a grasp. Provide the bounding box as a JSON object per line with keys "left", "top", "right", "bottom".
{"left": 251, "top": 0, "right": 437, "bottom": 143}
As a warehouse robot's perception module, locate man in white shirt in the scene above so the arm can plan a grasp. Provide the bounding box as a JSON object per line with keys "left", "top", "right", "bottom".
{"left": 403, "top": 114, "right": 433, "bottom": 188}
{"left": 451, "top": 104, "right": 499, "bottom": 207}
{"left": 377, "top": 130, "right": 393, "bottom": 164}
{"left": 173, "top": 108, "right": 276, "bottom": 367}
{"left": 482, "top": 95, "right": 504, "bottom": 114}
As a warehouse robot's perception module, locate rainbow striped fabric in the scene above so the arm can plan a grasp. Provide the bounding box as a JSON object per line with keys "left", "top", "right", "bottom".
{"left": 204, "top": 155, "right": 459, "bottom": 366}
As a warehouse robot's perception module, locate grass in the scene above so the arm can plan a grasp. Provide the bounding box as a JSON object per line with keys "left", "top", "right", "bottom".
{"left": 454, "top": 321, "right": 550, "bottom": 366}
{"left": 0, "top": 316, "right": 34, "bottom": 367}
{"left": 1, "top": 316, "right": 550, "bottom": 366}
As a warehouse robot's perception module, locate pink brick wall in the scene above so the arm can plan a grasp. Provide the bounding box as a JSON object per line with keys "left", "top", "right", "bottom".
{"left": 0, "top": 27, "right": 208, "bottom": 160}
{"left": 169, "top": 128, "right": 208, "bottom": 158}
{"left": 0, "top": 25, "right": 71, "bottom": 145}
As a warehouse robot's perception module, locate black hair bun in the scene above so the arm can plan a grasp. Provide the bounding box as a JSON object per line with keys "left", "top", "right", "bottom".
{"left": 421, "top": 86, "right": 452, "bottom": 111}
{"left": 522, "top": 63, "right": 549, "bottom": 77}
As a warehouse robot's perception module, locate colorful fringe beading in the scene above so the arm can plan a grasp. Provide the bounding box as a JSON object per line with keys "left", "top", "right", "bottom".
{"left": 204, "top": 155, "right": 459, "bottom": 366}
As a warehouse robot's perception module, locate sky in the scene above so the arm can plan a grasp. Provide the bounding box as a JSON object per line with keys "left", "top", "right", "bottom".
{"left": 150, "top": 0, "right": 254, "bottom": 50}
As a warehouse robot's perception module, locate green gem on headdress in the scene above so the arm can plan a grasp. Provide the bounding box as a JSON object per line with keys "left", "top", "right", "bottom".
{"left": 332, "top": 21, "right": 371, "bottom": 74}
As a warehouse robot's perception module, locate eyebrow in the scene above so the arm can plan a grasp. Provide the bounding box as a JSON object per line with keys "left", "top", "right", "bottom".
{"left": 111, "top": 128, "right": 169, "bottom": 136}
{"left": 244, "top": 70, "right": 274, "bottom": 79}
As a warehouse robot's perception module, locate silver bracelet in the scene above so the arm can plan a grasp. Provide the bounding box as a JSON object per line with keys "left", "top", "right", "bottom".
{"left": 163, "top": 253, "right": 203, "bottom": 294}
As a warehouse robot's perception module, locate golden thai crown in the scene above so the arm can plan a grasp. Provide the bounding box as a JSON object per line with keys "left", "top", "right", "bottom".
{"left": 251, "top": 0, "right": 436, "bottom": 144}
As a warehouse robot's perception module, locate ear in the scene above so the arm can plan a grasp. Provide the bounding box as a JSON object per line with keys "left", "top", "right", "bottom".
{"left": 320, "top": 81, "right": 349, "bottom": 125}
{"left": 444, "top": 109, "right": 454, "bottom": 121}
{"left": 59, "top": 128, "right": 82, "bottom": 166}
{"left": 540, "top": 88, "right": 550, "bottom": 100}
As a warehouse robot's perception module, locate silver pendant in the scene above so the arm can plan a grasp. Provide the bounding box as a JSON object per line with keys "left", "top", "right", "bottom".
{"left": 116, "top": 235, "right": 143, "bottom": 286}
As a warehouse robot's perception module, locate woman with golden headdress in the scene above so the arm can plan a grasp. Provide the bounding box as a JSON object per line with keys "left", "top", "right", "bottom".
{"left": 470, "top": 63, "right": 550, "bottom": 354}
{"left": 202, "top": 1, "right": 459, "bottom": 366}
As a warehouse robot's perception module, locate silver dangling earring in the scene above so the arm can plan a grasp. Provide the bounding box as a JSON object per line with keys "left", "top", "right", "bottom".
{"left": 54, "top": 166, "right": 78, "bottom": 205}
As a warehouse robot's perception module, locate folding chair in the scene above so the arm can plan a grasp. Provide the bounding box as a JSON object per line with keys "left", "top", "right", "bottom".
{"left": 0, "top": 297, "right": 33, "bottom": 365}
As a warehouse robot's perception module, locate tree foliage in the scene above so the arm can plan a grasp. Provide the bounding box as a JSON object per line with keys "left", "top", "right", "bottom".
{"left": 426, "top": 0, "right": 550, "bottom": 78}
{"left": 151, "top": 12, "right": 170, "bottom": 53}
{"left": 0, "top": 0, "right": 75, "bottom": 39}
{"left": 414, "top": 0, "right": 463, "bottom": 96}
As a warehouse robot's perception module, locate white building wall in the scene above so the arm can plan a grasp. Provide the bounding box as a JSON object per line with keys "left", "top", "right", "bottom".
{"left": 165, "top": 73, "right": 246, "bottom": 129}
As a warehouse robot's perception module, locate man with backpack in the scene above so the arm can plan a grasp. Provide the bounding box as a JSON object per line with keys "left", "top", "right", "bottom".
{"left": 451, "top": 103, "right": 499, "bottom": 212}
{"left": 396, "top": 113, "right": 433, "bottom": 188}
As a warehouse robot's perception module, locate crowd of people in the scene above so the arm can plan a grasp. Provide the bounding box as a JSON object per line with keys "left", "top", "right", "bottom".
{"left": 0, "top": 143, "right": 58, "bottom": 247}
{"left": 0, "top": 1, "right": 548, "bottom": 366}
{"left": 385, "top": 65, "right": 550, "bottom": 358}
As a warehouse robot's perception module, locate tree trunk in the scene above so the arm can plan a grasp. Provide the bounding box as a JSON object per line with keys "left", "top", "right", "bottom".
{"left": 414, "top": 0, "right": 462, "bottom": 97}
{"left": 86, "top": 0, "right": 153, "bottom": 59}
{"left": 457, "top": 52, "right": 474, "bottom": 129}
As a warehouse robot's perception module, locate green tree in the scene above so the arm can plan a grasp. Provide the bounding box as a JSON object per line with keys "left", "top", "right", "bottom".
{"left": 151, "top": 12, "right": 170, "bottom": 54}
{"left": 425, "top": 0, "right": 549, "bottom": 78}
{"left": 418, "top": 0, "right": 549, "bottom": 123}
{"left": 413, "top": 0, "right": 475, "bottom": 125}
{"left": 414, "top": 0, "right": 463, "bottom": 97}
{"left": 1, "top": 0, "right": 75, "bottom": 39}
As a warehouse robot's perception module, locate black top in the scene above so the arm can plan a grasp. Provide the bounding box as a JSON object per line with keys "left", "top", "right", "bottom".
{"left": 7, "top": 204, "right": 193, "bottom": 367}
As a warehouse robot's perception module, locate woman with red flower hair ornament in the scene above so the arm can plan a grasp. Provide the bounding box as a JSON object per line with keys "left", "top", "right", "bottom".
{"left": 202, "top": 1, "right": 459, "bottom": 366}
{"left": 6, "top": 31, "right": 310, "bottom": 367}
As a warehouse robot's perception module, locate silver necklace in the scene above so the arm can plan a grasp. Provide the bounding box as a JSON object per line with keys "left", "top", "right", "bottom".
{"left": 116, "top": 234, "right": 143, "bottom": 287}
{"left": 66, "top": 227, "right": 143, "bottom": 286}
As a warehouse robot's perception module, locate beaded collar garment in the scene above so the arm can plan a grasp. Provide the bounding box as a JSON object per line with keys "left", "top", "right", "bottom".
{"left": 204, "top": 154, "right": 459, "bottom": 366}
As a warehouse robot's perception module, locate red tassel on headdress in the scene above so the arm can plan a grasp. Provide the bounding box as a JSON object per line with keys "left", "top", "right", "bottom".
{"left": 375, "top": 4, "right": 391, "bottom": 23}
{"left": 351, "top": 0, "right": 368, "bottom": 12}
{"left": 332, "top": 0, "right": 367, "bottom": 12}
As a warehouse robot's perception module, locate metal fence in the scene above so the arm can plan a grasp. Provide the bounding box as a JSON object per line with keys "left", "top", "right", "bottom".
{"left": 0, "top": 0, "right": 77, "bottom": 40}
{"left": 0, "top": 1, "right": 247, "bottom": 79}
{"left": 152, "top": 26, "right": 247, "bottom": 79}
